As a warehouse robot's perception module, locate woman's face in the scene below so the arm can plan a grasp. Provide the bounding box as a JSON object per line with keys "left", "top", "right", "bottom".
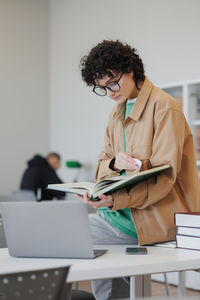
{"left": 95, "top": 71, "right": 139, "bottom": 104}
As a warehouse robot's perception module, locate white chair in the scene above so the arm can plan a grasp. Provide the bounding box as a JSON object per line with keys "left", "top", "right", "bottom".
{"left": 12, "top": 190, "right": 37, "bottom": 201}
{"left": 0, "top": 191, "right": 36, "bottom": 203}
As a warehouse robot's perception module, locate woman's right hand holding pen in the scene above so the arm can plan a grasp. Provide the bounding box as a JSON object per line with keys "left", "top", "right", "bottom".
{"left": 113, "top": 152, "right": 139, "bottom": 172}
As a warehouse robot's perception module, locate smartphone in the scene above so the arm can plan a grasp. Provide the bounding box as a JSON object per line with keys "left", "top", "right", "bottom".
{"left": 125, "top": 247, "right": 148, "bottom": 255}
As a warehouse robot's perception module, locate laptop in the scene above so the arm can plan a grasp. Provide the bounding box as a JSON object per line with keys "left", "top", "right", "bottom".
{"left": 0, "top": 200, "right": 108, "bottom": 259}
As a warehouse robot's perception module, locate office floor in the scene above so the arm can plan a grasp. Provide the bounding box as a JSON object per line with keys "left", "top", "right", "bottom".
{"left": 77, "top": 280, "right": 200, "bottom": 297}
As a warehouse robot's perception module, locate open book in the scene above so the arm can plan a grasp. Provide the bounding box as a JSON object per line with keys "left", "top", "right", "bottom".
{"left": 47, "top": 164, "right": 170, "bottom": 201}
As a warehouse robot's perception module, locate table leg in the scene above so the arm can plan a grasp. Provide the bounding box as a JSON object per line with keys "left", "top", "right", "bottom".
{"left": 178, "top": 271, "right": 186, "bottom": 298}
{"left": 130, "top": 276, "right": 136, "bottom": 300}
{"left": 130, "top": 275, "right": 151, "bottom": 299}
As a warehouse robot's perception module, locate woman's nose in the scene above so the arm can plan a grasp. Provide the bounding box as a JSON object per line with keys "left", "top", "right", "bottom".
{"left": 106, "top": 88, "right": 115, "bottom": 97}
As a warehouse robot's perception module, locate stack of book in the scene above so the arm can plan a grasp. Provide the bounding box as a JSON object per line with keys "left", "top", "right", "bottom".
{"left": 175, "top": 212, "right": 200, "bottom": 251}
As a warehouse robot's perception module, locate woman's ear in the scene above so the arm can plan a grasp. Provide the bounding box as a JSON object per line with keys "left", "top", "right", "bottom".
{"left": 128, "top": 70, "right": 134, "bottom": 78}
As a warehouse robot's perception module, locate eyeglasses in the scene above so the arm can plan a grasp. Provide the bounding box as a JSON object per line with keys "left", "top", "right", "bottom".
{"left": 93, "top": 73, "right": 123, "bottom": 96}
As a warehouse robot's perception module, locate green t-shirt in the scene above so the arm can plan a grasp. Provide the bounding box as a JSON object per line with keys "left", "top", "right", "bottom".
{"left": 98, "top": 100, "right": 138, "bottom": 239}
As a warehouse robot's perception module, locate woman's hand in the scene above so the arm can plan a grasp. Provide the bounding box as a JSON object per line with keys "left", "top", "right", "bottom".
{"left": 78, "top": 192, "right": 114, "bottom": 209}
{"left": 114, "top": 152, "right": 139, "bottom": 171}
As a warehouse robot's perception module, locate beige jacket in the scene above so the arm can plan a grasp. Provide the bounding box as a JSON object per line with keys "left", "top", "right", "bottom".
{"left": 96, "top": 77, "right": 200, "bottom": 245}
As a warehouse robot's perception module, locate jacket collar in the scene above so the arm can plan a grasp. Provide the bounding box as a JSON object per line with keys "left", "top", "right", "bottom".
{"left": 114, "top": 77, "right": 154, "bottom": 121}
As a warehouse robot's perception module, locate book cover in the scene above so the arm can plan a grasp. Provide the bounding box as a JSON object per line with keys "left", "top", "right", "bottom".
{"left": 176, "top": 234, "right": 200, "bottom": 251}
{"left": 47, "top": 164, "right": 170, "bottom": 200}
{"left": 174, "top": 212, "right": 200, "bottom": 228}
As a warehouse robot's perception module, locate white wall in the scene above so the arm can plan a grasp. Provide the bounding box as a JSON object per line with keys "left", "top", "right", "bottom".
{"left": 50, "top": 0, "right": 200, "bottom": 182}
{"left": 2, "top": 0, "right": 199, "bottom": 191}
{"left": 0, "top": 0, "right": 49, "bottom": 194}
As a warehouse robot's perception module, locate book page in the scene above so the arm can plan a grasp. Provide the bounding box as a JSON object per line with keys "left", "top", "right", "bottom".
{"left": 92, "top": 164, "right": 171, "bottom": 199}
{"left": 55, "top": 182, "right": 95, "bottom": 193}
{"left": 153, "top": 241, "right": 176, "bottom": 248}
{"left": 94, "top": 170, "right": 139, "bottom": 192}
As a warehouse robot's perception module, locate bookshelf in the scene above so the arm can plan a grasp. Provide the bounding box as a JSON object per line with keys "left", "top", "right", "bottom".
{"left": 159, "top": 79, "right": 200, "bottom": 170}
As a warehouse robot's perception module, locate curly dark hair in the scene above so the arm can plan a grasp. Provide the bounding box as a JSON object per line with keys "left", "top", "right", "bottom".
{"left": 80, "top": 40, "right": 145, "bottom": 88}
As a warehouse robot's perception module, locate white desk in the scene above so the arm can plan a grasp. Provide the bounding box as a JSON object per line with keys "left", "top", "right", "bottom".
{"left": 1, "top": 245, "right": 200, "bottom": 299}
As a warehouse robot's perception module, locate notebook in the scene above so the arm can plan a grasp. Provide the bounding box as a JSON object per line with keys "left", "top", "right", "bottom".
{"left": 0, "top": 200, "right": 107, "bottom": 259}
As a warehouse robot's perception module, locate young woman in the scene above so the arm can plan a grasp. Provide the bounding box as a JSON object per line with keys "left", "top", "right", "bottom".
{"left": 80, "top": 40, "right": 200, "bottom": 300}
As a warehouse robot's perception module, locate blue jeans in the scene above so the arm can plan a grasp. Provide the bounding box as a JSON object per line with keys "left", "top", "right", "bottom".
{"left": 89, "top": 213, "right": 138, "bottom": 300}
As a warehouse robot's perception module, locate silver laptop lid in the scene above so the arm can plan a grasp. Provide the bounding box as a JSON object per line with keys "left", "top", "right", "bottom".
{"left": 0, "top": 201, "right": 94, "bottom": 259}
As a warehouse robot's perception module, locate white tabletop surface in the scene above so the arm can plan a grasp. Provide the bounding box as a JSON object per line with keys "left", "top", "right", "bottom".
{"left": 1, "top": 245, "right": 200, "bottom": 282}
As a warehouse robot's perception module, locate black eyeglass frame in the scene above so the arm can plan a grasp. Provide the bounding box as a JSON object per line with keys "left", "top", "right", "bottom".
{"left": 93, "top": 73, "right": 123, "bottom": 96}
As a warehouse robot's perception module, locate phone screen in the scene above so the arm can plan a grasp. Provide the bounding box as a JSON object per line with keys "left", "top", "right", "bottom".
{"left": 125, "top": 247, "right": 148, "bottom": 255}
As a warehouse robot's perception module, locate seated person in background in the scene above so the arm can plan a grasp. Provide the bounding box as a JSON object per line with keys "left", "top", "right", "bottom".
{"left": 20, "top": 152, "right": 65, "bottom": 201}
